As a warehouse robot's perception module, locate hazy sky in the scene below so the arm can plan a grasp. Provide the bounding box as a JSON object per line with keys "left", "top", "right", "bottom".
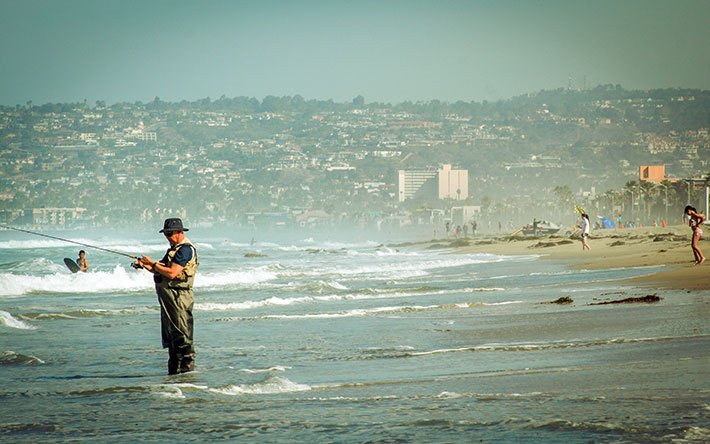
{"left": 1, "top": 0, "right": 708, "bottom": 106}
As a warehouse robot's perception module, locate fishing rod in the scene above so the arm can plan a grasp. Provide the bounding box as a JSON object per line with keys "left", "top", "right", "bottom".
{"left": 0, "top": 224, "right": 138, "bottom": 259}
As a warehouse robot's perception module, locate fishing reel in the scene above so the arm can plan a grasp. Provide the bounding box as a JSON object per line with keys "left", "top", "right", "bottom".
{"left": 131, "top": 261, "right": 144, "bottom": 270}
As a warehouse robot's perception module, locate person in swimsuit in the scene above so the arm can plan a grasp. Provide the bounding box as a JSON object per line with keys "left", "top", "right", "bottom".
{"left": 77, "top": 250, "right": 89, "bottom": 272}
{"left": 684, "top": 205, "right": 705, "bottom": 265}
{"left": 580, "top": 213, "right": 591, "bottom": 251}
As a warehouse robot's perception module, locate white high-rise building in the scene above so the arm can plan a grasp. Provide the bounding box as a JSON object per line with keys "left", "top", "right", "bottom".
{"left": 398, "top": 164, "right": 469, "bottom": 202}
{"left": 438, "top": 164, "right": 468, "bottom": 200}
{"left": 398, "top": 169, "right": 437, "bottom": 202}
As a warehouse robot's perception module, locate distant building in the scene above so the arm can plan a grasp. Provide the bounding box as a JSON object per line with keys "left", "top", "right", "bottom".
{"left": 29, "top": 207, "right": 87, "bottom": 225}
{"left": 398, "top": 164, "right": 469, "bottom": 202}
{"left": 140, "top": 131, "right": 157, "bottom": 142}
{"left": 398, "top": 169, "right": 438, "bottom": 202}
{"left": 639, "top": 165, "right": 676, "bottom": 183}
{"left": 438, "top": 164, "right": 468, "bottom": 200}
{"left": 451, "top": 206, "right": 480, "bottom": 226}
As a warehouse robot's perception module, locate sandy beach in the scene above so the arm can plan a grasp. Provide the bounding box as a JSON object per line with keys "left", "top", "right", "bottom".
{"left": 412, "top": 224, "right": 709, "bottom": 291}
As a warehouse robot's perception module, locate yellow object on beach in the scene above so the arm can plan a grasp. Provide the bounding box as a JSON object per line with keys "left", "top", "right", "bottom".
{"left": 574, "top": 204, "right": 585, "bottom": 215}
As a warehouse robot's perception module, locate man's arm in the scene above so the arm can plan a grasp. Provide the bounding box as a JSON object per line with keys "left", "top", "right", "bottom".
{"left": 153, "top": 261, "right": 185, "bottom": 280}
{"left": 137, "top": 246, "right": 190, "bottom": 279}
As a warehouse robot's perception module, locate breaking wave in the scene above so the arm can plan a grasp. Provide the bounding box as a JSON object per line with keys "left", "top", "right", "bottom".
{"left": 197, "top": 288, "right": 505, "bottom": 312}
{"left": 0, "top": 351, "right": 45, "bottom": 365}
{"left": 19, "top": 308, "right": 148, "bottom": 320}
{"left": 0, "top": 265, "right": 280, "bottom": 297}
{"left": 208, "top": 375, "right": 311, "bottom": 395}
{"left": 231, "top": 300, "right": 523, "bottom": 320}
{"left": 405, "top": 335, "right": 707, "bottom": 357}
{"left": 0, "top": 310, "right": 36, "bottom": 330}
{"left": 0, "top": 266, "right": 152, "bottom": 297}
{"left": 149, "top": 375, "right": 311, "bottom": 399}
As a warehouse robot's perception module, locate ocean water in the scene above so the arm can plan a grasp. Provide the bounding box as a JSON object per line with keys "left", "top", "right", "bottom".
{"left": 0, "top": 229, "right": 708, "bottom": 443}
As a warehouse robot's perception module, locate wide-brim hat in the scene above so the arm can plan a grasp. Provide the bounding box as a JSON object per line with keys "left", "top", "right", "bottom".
{"left": 159, "top": 218, "right": 189, "bottom": 233}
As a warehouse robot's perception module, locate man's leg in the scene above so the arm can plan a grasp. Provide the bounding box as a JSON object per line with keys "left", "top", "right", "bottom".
{"left": 158, "top": 287, "right": 195, "bottom": 374}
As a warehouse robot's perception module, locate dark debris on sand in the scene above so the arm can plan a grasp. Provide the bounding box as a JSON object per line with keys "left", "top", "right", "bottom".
{"left": 547, "top": 296, "right": 574, "bottom": 304}
{"left": 528, "top": 239, "right": 575, "bottom": 249}
{"left": 426, "top": 239, "right": 472, "bottom": 249}
{"left": 589, "top": 294, "right": 662, "bottom": 305}
{"left": 652, "top": 233, "right": 687, "bottom": 242}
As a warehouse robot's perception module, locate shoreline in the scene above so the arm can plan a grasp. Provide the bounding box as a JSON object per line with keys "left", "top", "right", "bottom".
{"left": 397, "top": 224, "right": 709, "bottom": 291}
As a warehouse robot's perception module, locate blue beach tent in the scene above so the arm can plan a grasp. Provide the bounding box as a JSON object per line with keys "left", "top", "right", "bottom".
{"left": 598, "top": 216, "right": 615, "bottom": 229}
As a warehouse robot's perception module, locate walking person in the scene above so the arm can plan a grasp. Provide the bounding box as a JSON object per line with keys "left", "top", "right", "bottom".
{"left": 134, "top": 218, "right": 199, "bottom": 374}
{"left": 684, "top": 205, "right": 705, "bottom": 265}
{"left": 580, "top": 213, "right": 591, "bottom": 251}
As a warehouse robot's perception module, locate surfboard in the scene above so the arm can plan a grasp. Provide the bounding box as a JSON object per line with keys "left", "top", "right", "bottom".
{"left": 64, "top": 258, "right": 80, "bottom": 273}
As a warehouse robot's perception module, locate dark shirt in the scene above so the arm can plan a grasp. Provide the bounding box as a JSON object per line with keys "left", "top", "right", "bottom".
{"left": 161, "top": 245, "right": 193, "bottom": 267}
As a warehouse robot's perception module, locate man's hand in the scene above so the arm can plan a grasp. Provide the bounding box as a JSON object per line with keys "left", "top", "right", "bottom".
{"left": 135, "top": 256, "right": 158, "bottom": 272}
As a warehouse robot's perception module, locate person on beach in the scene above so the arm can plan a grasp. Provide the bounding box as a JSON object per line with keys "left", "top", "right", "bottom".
{"left": 580, "top": 213, "right": 591, "bottom": 251}
{"left": 77, "top": 250, "right": 88, "bottom": 272}
{"left": 684, "top": 205, "right": 705, "bottom": 265}
{"left": 134, "top": 218, "right": 199, "bottom": 374}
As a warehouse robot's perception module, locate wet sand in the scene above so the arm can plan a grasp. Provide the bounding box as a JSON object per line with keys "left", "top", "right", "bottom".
{"left": 406, "top": 224, "right": 709, "bottom": 291}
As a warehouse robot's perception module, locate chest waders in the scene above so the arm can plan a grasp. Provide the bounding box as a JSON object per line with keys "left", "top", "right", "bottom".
{"left": 154, "top": 238, "right": 198, "bottom": 374}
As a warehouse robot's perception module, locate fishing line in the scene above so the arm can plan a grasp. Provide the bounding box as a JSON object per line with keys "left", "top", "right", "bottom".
{"left": 0, "top": 224, "right": 138, "bottom": 259}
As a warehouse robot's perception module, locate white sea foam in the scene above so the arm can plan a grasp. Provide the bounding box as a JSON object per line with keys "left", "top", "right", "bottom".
{"left": 461, "top": 287, "right": 506, "bottom": 293}
{"left": 0, "top": 311, "right": 36, "bottom": 330}
{"left": 0, "top": 264, "right": 281, "bottom": 297}
{"left": 152, "top": 385, "right": 186, "bottom": 399}
{"left": 0, "top": 258, "right": 66, "bottom": 273}
{"left": 406, "top": 336, "right": 692, "bottom": 357}
{"left": 344, "top": 247, "right": 420, "bottom": 257}
{"left": 279, "top": 280, "right": 348, "bottom": 294}
{"left": 0, "top": 351, "right": 45, "bottom": 365}
{"left": 274, "top": 244, "right": 301, "bottom": 252}
{"left": 437, "top": 391, "right": 463, "bottom": 399}
{"left": 20, "top": 307, "right": 149, "bottom": 320}
{"left": 198, "top": 287, "right": 505, "bottom": 312}
{"left": 319, "top": 240, "right": 381, "bottom": 249}
{"left": 251, "top": 301, "right": 514, "bottom": 320}
{"left": 0, "top": 266, "right": 153, "bottom": 296}
{"left": 303, "top": 253, "right": 516, "bottom": 280}
{"left": 209, "top": 376, "right": 311, "bottom": 395}
{"left": 196, "top": 268, "right": 279, "bottom": 289}
{"left": 240, "top": 366, "right": 291, "bottom": 373}
{"left": 198, "top": 295, "right": 319, "bottom": 311}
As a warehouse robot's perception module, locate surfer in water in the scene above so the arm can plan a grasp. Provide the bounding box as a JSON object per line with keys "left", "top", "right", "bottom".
{"left": 134, "top": 218, "right": 199, "bottom": 375}
{"left": 77, "top": 250, "right": 88, "bottom": 272}
{"left": 684, "top": 205, "right": 705, "bottom": 265}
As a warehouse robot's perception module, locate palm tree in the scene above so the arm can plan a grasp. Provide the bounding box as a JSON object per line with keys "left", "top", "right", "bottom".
{"left": 596, "top": 190, "right": 621, "bottom": 215}
{"left": 656, "top": 180, "right": 676, "bottom": 222}
{"left": 553, "top": 185, "right": 574, "bottom": 220}
{"left": 623, "top": 181, "right": 639, "bottom": 222}
{"left": 638, "top": 180, "right": 656, "bottom": 220}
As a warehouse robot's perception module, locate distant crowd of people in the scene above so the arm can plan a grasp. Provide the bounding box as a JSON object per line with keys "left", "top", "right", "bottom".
{"left": 436, "top": 206, "right": 706, "bottom": 266}
{"left": 442, "top": 220, "right": 478, "bottom": 239}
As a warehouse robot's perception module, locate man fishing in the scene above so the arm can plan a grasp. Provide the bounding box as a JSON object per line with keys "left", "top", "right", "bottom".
{"left": 134, "top": 218, "right": 199, "bottom": 375}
